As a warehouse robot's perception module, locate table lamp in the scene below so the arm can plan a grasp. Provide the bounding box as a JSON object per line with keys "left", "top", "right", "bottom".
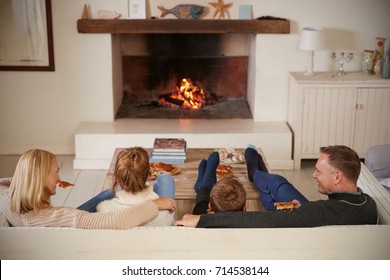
{"left": 298, "top": 27, "right": 325, "bottom": 75}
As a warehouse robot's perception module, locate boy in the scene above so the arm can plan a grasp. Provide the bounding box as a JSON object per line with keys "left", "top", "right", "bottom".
{"left": 191, "top": 152, "right": 247, "bottom": 215}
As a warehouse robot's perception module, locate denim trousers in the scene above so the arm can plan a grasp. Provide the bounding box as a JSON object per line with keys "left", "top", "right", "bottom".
{"left": 77, "top": 173, "right": 175, "bottom": 212}
{"left": 253, "top": 171, "right": 309, "bottom": 211}
{"left": 153, "top": 173, "right": 175, "bottom": 199}
{"left": 77, "top": 189, "right": 115, "bottom": 212}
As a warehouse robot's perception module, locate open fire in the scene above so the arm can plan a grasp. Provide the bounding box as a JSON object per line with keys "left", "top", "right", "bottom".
{"left": 118, "top": 56, "right": 252, "bottom": 119}
{"left": 158, "top": 78, "right": 206, "bottom": 109}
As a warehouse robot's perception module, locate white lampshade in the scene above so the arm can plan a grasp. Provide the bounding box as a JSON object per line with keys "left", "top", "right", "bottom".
{"left": 298, "top": 27, "right": 325, "bottom": 75}
{"left": 298, "top": 27, "right": 325, "bottom": 51}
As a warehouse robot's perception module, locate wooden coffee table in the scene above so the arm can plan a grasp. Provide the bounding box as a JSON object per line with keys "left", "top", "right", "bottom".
{"left": 104, "top": 148, "right": 267, "bottom": 219}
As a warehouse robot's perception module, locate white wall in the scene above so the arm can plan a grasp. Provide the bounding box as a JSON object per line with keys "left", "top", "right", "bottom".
{"left": 0, "top": 0, "right": 389, "bottom": 154}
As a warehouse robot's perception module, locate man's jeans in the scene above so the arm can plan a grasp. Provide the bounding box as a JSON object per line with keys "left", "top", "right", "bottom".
{"left": 253, "top": 171, "right": 309, "bottom": 211}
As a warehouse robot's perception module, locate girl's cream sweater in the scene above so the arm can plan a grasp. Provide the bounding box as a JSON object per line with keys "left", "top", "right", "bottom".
{"left": 97, "top": 187, "right": 174, "bottom": 226}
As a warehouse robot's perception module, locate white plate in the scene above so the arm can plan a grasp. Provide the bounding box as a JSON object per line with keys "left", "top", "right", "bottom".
{"left": 216, "top": 148, "right": 246, "bottom": 164}
{"left": 220, "top": 159, "right": 245, "bottom": 164}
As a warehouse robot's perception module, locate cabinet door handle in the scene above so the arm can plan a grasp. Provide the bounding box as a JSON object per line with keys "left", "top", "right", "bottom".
{"left": 356, "top": 103, "right": 364, "bottom": 110}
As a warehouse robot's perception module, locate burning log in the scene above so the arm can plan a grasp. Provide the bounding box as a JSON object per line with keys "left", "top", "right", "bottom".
{"left": 164, "top": 97, "right": 185, "bottom": 107}
{"left": 158, "top": 78, "right": 206, "bottom": 109}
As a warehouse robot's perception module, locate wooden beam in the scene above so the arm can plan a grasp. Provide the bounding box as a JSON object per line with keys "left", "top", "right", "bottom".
{"left": 77, "top": 19, "right": 290, "bottom": 34}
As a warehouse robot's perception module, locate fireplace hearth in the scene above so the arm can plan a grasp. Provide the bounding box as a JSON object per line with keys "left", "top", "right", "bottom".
{"left": 116, "top": 98, "right": 252, "bottom": 119}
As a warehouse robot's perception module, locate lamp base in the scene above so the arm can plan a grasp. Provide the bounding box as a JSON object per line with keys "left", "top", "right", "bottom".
{"left": 304, "top": 71, "right": 314, "bottom": 76}
{"left": 304, "top": 51, "right": 315, "bottom": 76}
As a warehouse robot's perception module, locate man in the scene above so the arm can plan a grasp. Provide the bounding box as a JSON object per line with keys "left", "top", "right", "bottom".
{"left": 175, "top": 145, "right": 378, "bottom": 228}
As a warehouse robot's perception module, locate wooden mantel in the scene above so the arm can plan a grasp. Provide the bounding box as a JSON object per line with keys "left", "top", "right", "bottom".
{"left": 77, "top": 19, "right": 290, "bottom": 34}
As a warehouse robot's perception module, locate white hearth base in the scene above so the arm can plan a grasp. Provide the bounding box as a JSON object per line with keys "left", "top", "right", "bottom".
{"left": 74, "top": 119, "right": 293, "bottom": 170}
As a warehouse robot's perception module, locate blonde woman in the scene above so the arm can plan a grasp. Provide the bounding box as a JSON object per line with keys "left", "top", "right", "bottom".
{"left": 0, "top": 149, "right": 176, "bottom": 229}
{"left": 96, "top": 147, "right": 176, "bottom": 226}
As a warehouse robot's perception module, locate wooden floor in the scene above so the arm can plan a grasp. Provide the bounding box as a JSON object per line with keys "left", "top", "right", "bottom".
{"left": 0, "top": 154, "right": 327, "bottom": 216}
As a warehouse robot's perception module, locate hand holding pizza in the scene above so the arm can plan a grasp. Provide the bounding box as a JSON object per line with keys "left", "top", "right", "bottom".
{"left": 292, "top": 199, "right": 301, "bottom": 209}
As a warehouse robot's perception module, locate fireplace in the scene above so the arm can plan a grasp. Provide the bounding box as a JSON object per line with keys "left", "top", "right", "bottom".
{"left": 117, "top": 34, "right": 252, "bottom": 119}
{"left": 74, "top": 19, "right": 294, "bottom": 171}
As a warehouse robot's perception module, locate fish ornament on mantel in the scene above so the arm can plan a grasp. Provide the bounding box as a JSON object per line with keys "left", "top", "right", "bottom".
{"left": 158, "top": 4, "right": 205, "bottom": 19}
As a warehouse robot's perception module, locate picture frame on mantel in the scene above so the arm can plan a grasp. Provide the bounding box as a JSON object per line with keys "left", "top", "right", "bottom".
{"left": 0, "top": 0, "right": 55, "bottom": 71}
{"left": 128, "top": 0, "right": 146, "bottom": 19}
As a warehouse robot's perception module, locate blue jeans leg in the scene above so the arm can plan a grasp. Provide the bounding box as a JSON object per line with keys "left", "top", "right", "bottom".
{"left": 153, "top": 173, "right": 175, "bottom": 199}
{"left": 253, "top": 171, "right": 308, "bottom": 211}
{"left": 77, "top": 189, "right": 115, "bottom": 212}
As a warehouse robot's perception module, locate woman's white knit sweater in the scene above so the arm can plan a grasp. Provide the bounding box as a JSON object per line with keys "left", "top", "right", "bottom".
{"left": 0, "top": 178, "right": 158, "bottom": 229}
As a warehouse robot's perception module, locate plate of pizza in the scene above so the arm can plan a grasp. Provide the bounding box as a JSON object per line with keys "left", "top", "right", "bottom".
{"left": 149, "top": 162, "right": 181, "bottom": 180}
{"left": 216, "top": 164, "right": 233, "bottom": 177}
{"left": 216, "top": 148, "right": 245, "bottom": 164}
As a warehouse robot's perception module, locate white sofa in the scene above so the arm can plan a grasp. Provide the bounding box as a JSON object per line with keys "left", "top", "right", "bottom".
{"left": 1, "top": 164, "right": 390, "bottom": 260}
{"left": 365, "top": 144, "right": 390, "bottom": 195}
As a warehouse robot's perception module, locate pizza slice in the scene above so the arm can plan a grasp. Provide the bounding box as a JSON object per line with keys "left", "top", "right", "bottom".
{"left": 149, "top": 162, "right": 181, "bottom": 179}
{"left": 274, "top": 201, "right": 294, "bottom": 211}
{"left": 216, "top": 164, "right": 233, "bottom": 177}
{"left": 57, "top": 180, "right": 75, "bottom": 188}
{"left": 156, "top": 162, "right": 175, "bottom": 172}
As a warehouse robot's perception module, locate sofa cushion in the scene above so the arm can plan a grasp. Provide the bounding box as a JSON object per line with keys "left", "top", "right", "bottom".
{"left": 365, "top": 144, "right": 390, "bottom": 180}
{"left": 358, "top": 164, "right": 390, "bottom": 225}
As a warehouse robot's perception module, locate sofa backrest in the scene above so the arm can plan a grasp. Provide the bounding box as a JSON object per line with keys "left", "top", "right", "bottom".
{"left": 1, "top": 225, "right": 390, "bottom": 259}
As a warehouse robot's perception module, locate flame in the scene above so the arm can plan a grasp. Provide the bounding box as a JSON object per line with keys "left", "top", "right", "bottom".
{"left": 160, "top": 78, "right": 205, "bottom": 109}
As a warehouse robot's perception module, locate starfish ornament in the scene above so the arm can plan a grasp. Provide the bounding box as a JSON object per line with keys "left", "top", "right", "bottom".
{"left": 209, "top": 0, "right": 233, "bottom": 19}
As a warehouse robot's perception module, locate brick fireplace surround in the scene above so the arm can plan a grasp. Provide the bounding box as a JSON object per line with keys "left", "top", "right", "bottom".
{"left": 74, "top": 19, "right": 294, "bottom": 170}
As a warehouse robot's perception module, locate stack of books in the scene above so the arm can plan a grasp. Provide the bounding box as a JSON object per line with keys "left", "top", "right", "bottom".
{"left": 150, "top": 138, "right": 187, "bottom": 164}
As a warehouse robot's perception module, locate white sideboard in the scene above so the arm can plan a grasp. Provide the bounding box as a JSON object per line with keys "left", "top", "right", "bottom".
{"left": 288, "top": 72, "right": 390, "bottom": 169}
